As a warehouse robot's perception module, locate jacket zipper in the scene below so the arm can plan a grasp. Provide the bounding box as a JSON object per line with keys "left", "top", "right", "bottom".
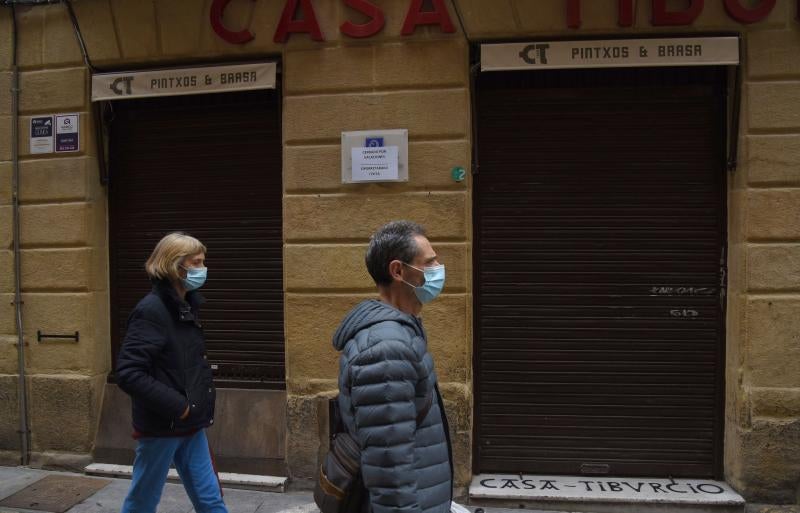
{"left": 179, "top": 306, "right": 191, "bottom": 428}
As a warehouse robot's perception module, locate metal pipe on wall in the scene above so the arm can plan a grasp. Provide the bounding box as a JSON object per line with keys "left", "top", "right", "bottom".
{"left": 7, "top": 3, "right": 31, "bottom": 466}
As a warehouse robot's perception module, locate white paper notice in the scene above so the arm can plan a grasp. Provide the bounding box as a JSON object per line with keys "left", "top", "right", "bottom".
{"left": 351, "top": 146, "right": 399, "bottom": 182}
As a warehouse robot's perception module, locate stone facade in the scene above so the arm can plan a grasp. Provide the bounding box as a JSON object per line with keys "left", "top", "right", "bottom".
{"left": 0, "top": 0, "right": 798, "bottom": 503}
{"left": 0, "top": 2, "right": 107, "bottom": 470}
{"left": 281, "top": 10, "right": 472, "bottom": 483}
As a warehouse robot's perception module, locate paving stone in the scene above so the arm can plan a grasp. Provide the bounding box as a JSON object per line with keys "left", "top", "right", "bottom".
{"left": 0, "top": 467, "right": 46, "bottom": 501}
{"left": 0, "top": 475, "right": 111, "bottom": 513}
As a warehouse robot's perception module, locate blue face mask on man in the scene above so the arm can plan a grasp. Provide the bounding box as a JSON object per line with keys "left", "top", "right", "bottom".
{"left": 181, "top": 266, "right": 207, "bottom": 291}
{"left": 402, "top": 263, "right": 445, "bottom": 304}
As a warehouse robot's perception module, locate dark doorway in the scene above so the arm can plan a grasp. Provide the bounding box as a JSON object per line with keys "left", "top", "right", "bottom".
{"left": 474, "top": 66, "right": 727, "bottom": 477}
{"left": 108, "top": 89, "right": 285, "bottom": 389}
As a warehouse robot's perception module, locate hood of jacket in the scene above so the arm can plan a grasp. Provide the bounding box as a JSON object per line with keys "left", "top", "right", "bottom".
{"left": 332, "top": 299, "right": 423, "bottom": 351}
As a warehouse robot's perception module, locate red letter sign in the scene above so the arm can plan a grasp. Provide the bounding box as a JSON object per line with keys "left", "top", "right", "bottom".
{"left": 568, "top": 0, "right": 634, "bottom": 29}
{"left": 341, "top": 0, "right": 385, "bottom": 38}
{"left": 401, "top": 0, "right": 456, "bottom": 35}
{"left": 210, "top": 0, "right": 255, "bottom": 44}
{"left": 652, "top": 0, "right": 704, "bottom": 25}
{"left": 723, "top": 0, "right": 776, "bottom": 23}
{"left": 618, "top": 0, "right": 634, "bottom": 26}
{"left": 273, "top": 0, "right": 324, "bottom": 43}
{"left": 567, "top": 0, "right": 580, "bottom": 28}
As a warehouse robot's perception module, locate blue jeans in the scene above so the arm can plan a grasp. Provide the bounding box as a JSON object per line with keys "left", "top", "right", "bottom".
{"left": 121, "top": 430, "right": 227, "bottom": 513}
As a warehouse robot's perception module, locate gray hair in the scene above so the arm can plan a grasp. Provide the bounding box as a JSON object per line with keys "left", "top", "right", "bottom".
{"left": 365, "top": 220, "right": 426, "bottom": 287}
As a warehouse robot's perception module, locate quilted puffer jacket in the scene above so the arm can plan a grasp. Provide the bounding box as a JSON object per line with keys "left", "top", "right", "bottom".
{"left": 333, "top": 299, "right": 453, "bottom": 513}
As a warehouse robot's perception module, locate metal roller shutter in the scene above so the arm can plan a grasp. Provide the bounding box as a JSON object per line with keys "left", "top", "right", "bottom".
{"left": 108, "top": 89, "right": 284, "bottom": 389}
{"left": 474, "top": 67, "right": 726, "bottom": 477}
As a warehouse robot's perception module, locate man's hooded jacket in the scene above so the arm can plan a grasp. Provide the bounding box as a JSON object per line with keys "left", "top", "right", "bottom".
{"left": 333, "top": 299, "right": 453, "bottom": 513}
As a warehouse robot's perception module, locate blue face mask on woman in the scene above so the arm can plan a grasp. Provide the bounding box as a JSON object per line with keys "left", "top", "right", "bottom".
{"left": 181, "top": 266, "right": 207, "bottom": 291}
{"left": 403, "top": 263, "right": 445, "bottom": 304}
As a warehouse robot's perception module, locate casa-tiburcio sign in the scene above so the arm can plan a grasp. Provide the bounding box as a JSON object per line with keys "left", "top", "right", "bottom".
{"left": 91, "top": 62, "right": 276, "bottom": 102}
{"left": 209, "top": 0, "right": 799, "bottom": 45}
{"left": 470, "top": 475, "right": 745, "bottom": 507}
{"left": 481, "top": 37, "right": 740, "bottom": 72}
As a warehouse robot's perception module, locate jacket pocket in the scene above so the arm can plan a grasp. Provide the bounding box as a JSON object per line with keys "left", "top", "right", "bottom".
{"left": 181, "top": 364, "right": 215, "bottom": 424}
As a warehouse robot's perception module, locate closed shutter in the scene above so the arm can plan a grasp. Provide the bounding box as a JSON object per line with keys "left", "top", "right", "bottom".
{"left": 475, "top": 67, "right": 726, "bottom": 477}
{"left": 109, "top": 89, "right": 284, "bottom": 389}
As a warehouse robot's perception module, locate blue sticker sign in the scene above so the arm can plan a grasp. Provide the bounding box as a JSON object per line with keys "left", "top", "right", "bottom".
{"left": 365, "top": 137, "right": 384, "bottom": 148}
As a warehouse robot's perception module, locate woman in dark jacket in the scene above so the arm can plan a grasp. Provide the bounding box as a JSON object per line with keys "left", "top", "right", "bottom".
{"left": 116, "top": 232, "right": 226, "bottom": 513}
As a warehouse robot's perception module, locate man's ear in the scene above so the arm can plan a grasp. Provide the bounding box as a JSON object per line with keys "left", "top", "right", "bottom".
{"left": 388, "top": 260, "right": 404, "bottom": 282}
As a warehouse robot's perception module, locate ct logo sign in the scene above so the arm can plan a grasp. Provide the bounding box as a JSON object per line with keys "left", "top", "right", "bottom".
{"left": 110, "top": 76, "right": 134, "bottom": 96}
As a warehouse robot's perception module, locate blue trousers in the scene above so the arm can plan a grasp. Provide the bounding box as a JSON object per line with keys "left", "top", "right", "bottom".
{"left": 121, "top": 430, "right": 227, "bottom": 513}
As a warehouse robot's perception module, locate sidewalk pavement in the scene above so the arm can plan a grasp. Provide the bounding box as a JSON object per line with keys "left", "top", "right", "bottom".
{"left": 0, "top": 466, "right": 552, "bottom": 513}
{"left": 1, "top": 466, "right": 314, "bottom": 513}
{"left": 3, "top": 466, "right": 798, "bottom": 513}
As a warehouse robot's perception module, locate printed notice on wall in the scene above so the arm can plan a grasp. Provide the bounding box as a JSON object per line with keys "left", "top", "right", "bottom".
{"left": 351, "top": 146, "right": 399, "bottom": 182}
{"left": 30, "top": 116, "right": 54, "bottom": 154}
{"left": 55, "top": 114, "right": 79, "bottom": 152}
{"left": 341, "top": 129, "right": 408, "bottom": 183}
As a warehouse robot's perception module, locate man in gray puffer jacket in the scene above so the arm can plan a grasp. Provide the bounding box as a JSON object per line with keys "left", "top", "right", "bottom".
{"left": 333, "top": 220, "right": 453, "bottom": 513}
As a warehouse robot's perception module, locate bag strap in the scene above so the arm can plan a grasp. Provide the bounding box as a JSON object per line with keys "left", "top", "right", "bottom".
{"left": 329, "top": 397, "right": 344, "bottom": 441}
{"left": 416, "top": 392, "right": 434, "bottom": 426}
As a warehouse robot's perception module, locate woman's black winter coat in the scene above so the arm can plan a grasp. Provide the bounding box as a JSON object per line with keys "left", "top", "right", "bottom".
{"left": 116, "top": 279, "right": 216, "bottom": 435}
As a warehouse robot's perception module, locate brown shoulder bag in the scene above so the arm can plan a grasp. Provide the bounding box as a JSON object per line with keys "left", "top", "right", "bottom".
{"left": 314, "top": 394, "right": 434, "bottom": 513}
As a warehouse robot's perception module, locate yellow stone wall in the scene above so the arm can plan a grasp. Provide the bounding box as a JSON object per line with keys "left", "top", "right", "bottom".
{"left": 453, "top": 0, "right": 800, "bottom": 502}
{"left": 0, "top": 3, "right": 108, "bottom": 468}
{"left": 282, "top": 30, "right": 472, "bottom": 481}
{"left": 1, "top": 0, "right": 476, "bottom": 483}
{"left": 0, "top": 0, "right": 798, "bottom": 500}
{"left": 731, "top": 16, "right": 800, "bottom": 504}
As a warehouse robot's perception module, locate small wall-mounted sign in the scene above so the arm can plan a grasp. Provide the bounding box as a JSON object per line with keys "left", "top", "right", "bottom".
{"left": 341, "top": 129, "right": 408, "bottom": 183}
{"left": 30, "top": 116, "right": 54, "bottom": 154}
{"left": 55, "top": 114, "right": 79, "bottom": 153}
{"left": 30, "top": 113, "right": 80, "bottom": 154}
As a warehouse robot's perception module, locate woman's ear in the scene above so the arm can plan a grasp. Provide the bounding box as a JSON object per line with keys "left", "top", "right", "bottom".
{"left": 175, "top": 260, "right": 187, "bottom": 279}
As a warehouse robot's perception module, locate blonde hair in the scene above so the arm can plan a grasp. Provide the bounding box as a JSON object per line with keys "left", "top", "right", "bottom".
{"left": 145, "top": 232, "right": 207, "bottom": 281}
